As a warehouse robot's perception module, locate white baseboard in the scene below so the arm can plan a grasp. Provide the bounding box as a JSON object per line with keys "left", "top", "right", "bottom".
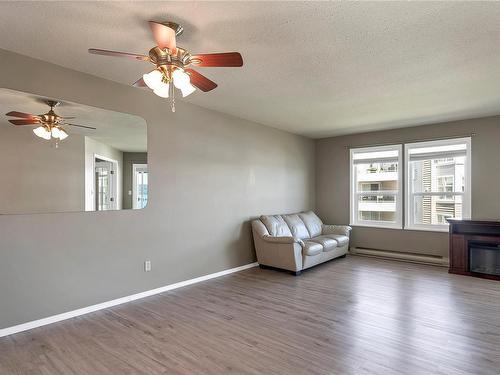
{"left": 350, "top": 247, "right": 449, "bottom": 267}
{"left": 0, "top": 262, "right": 258, "bottom": 338}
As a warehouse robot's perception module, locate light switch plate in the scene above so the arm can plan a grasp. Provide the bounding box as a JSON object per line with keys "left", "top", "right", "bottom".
{"left": 144, "top": 260, "right": 152, "bottom": 272}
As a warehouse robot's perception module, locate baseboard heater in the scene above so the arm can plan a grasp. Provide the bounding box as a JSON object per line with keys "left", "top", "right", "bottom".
{"left": 350, "top": 247, "right": 449, "bottom": 267}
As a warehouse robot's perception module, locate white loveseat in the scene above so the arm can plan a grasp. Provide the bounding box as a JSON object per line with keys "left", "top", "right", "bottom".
{"left": 251, "top": 211, "right": 351, "bottom": 275}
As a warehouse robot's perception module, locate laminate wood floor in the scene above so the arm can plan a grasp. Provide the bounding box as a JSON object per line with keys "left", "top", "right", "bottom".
{"left": 1, "top": 256, "right": 500, "bottom": 375}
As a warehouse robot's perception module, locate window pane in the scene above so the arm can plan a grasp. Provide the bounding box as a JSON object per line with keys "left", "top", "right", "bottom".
{"left": 358, "top": 194, "right": 397, "bottom": 223}
{"left": 406, "top": 138, "right": 470, "bottom": 230}
{"left": 359, "top": 211, "right": 396, "bottom": 222}
{"left": 412, "top": 194, "right": 463, "bottom": 225}
{"left": 351, "top": 145, "right": 401, "bottom": 228}
{"left": 355, "top": 162, "right": 399, "bottom": 191}
{"left": 409, "top": 156, "right": 465, "bottom": 193}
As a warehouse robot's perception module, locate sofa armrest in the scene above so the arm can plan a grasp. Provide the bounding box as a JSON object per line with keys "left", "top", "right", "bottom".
{"left": 262, "top": 235, "right": 304, "bottom": 247}
{"left": 252, "top": 221, "right": 304, "bottom": 271}
{"left": 322, "top": 224, "right": 352, "bottom": 237}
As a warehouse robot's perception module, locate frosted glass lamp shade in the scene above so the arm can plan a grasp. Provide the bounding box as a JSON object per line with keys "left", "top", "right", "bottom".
{"left": 33, "top": 126, "right": 51, "bottom": 140}
{"left": 153, "top": 82, "right": 170, "bottom": 98}
{"left": 180, "top": 83, "right": 196, "bottom": 97}
{"left": 173, "top": 69, "right": 196, "bottom": 97}
{"left": 57, "top": 128, "right": 69, "bottom": 140}
{"left": 143, "top": 70, "right": 164, "bottom": 90}
{"left": 51, "top": 127, "right": 61, "bottom": 139}
{"left": 172, "top": 69, "right": 190, "bottom": 89}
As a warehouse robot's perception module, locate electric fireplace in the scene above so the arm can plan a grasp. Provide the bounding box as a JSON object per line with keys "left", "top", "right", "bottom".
{"left": 447, "top": 219, "right": 500, "bottom": 280}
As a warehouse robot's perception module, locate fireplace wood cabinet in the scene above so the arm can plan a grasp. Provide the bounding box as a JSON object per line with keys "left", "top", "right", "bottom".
{"left": 447, "top": 219, "right": 500, "bottom": 280}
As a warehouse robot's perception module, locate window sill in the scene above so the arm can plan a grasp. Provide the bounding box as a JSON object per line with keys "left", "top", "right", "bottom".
{"left": 350, "top": 224, "right": 450, "bottom": 233}
{"left": 404, "top": 226, "right": 449, "bottom": 233}
{"left": 350, "top": 223, "right": 403, "bottom": 230}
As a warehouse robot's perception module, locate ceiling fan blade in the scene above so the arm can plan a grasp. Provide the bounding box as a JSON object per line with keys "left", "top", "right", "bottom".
{"left": 66, "top": 123, "right": 96, "bottom": 130}
{"left": 60, "top": 117, "right": 76, "bottom": 120}
{"left": 132, "top": 77, "right": 147, "bottom": 87}
{"left": 5, "top": 111, "right": 37, "bottom": 119}
{"left": 88, "top": 48, "right": 149, "bottom": 61}
{"left": 190, "top": 52, "right": 243, "bottom": 67}
{"left": 185, "top": 69, "right": 218, "bottom": 92}
{"left": 8, "top": 119, "right": 40, "bottom": 126}
{"left": 149, "top": 21, "right": 176, "bottom": 52}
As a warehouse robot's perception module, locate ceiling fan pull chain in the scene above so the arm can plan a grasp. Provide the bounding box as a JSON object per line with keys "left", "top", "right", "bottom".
{"left": 170, "top": 83, "right": 176, "bottom": 113}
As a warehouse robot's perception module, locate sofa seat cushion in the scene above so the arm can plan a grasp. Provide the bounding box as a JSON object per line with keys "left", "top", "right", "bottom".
{"left": 324, "top": 234, "right": 349, "bottom": 247}
{"left": 298, "top": 211, "right": 323, "bottom": 238}
{"left": 302, "top": 240, "right": 323, "bottom": 256}
{"left": 310, "top": 236, "right": 338, "bottom": 252}
{"left": 282, "top": 214, "right": 310, "bottom": 239}
{"left": 260, "top": 215, "right": 292, "bottom": 237}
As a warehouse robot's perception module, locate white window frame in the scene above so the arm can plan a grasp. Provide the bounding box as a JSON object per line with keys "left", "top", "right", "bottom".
{"left": 350, "top": 144, "right": 403, "bottom": 229}
{"left": 404, "top": 137, "right": 471, "bottom": 232}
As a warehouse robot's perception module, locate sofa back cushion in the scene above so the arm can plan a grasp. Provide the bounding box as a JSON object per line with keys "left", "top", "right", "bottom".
{"left": 260, "top": 215, "right": 292, "bottom": 237}
{"left": 299, "top": 211, "right": 323, "bottom": 238}
{"left": 282, "top": 214, "right": 310, "bottom": 239}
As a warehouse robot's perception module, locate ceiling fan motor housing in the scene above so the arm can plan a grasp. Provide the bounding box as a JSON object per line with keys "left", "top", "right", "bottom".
{"left": 148, "top": 46, "right": 192, "bottom": 81}
{"left": 148, "top": 21, "right": 187, "bottom": 73}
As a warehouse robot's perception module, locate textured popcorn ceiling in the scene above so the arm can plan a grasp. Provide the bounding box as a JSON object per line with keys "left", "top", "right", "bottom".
{"left": 1, "top": 1, "right": 500, "bottom": 138}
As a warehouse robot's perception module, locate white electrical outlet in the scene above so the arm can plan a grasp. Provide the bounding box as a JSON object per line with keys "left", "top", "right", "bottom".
{"left": 144, "top": 260, "right": 152, "bottom": 272}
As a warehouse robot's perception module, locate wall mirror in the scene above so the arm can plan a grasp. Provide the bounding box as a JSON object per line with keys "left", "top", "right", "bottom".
{"left": 0, "top": 88, "right": 148, "bottom": 214}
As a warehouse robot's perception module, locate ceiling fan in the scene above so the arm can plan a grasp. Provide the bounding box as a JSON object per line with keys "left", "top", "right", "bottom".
{"left": 89, "top": 20, "right": 243, "bottom": 112}
{"left": 5, "top": 100, "right": 96, "bottom": 143}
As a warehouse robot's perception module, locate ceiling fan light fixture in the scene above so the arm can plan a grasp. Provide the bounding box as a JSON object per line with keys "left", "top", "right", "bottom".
{"left": 153, "top": 82, "right": 170, "bottom": 98}
{"left": 143, "top": 69, "right": 164, "bottom": 90}
{"left": 33, "top": 126, "right": 51, "bottom": 140}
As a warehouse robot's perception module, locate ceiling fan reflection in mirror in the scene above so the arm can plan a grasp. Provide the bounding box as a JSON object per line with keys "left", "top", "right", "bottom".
{"left": 5, "top": 100, "right": 96, "bottom": 146}
{"left": 89, "top": 20, "right": 243, "bottom": 112}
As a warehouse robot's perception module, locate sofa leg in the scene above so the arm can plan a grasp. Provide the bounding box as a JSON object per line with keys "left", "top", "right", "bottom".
{"left": 291, "top": 271, "right": 302, "bottom": 276}
{"left": 339, "top": 254, "right": 347, "bottom": 258}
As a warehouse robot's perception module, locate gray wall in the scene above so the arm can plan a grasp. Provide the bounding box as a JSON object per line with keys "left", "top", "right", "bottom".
{"left": 0, "top": 122, "right": 85, "bottom": 214}
{"left": 122, "top": 152, "right": 148, "bottom": 209}
{"left": 0, "top": 49, "right": 315, "bottom": 329}
{"left": 316, "top": 116, "right": 500, "bottom": 258}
